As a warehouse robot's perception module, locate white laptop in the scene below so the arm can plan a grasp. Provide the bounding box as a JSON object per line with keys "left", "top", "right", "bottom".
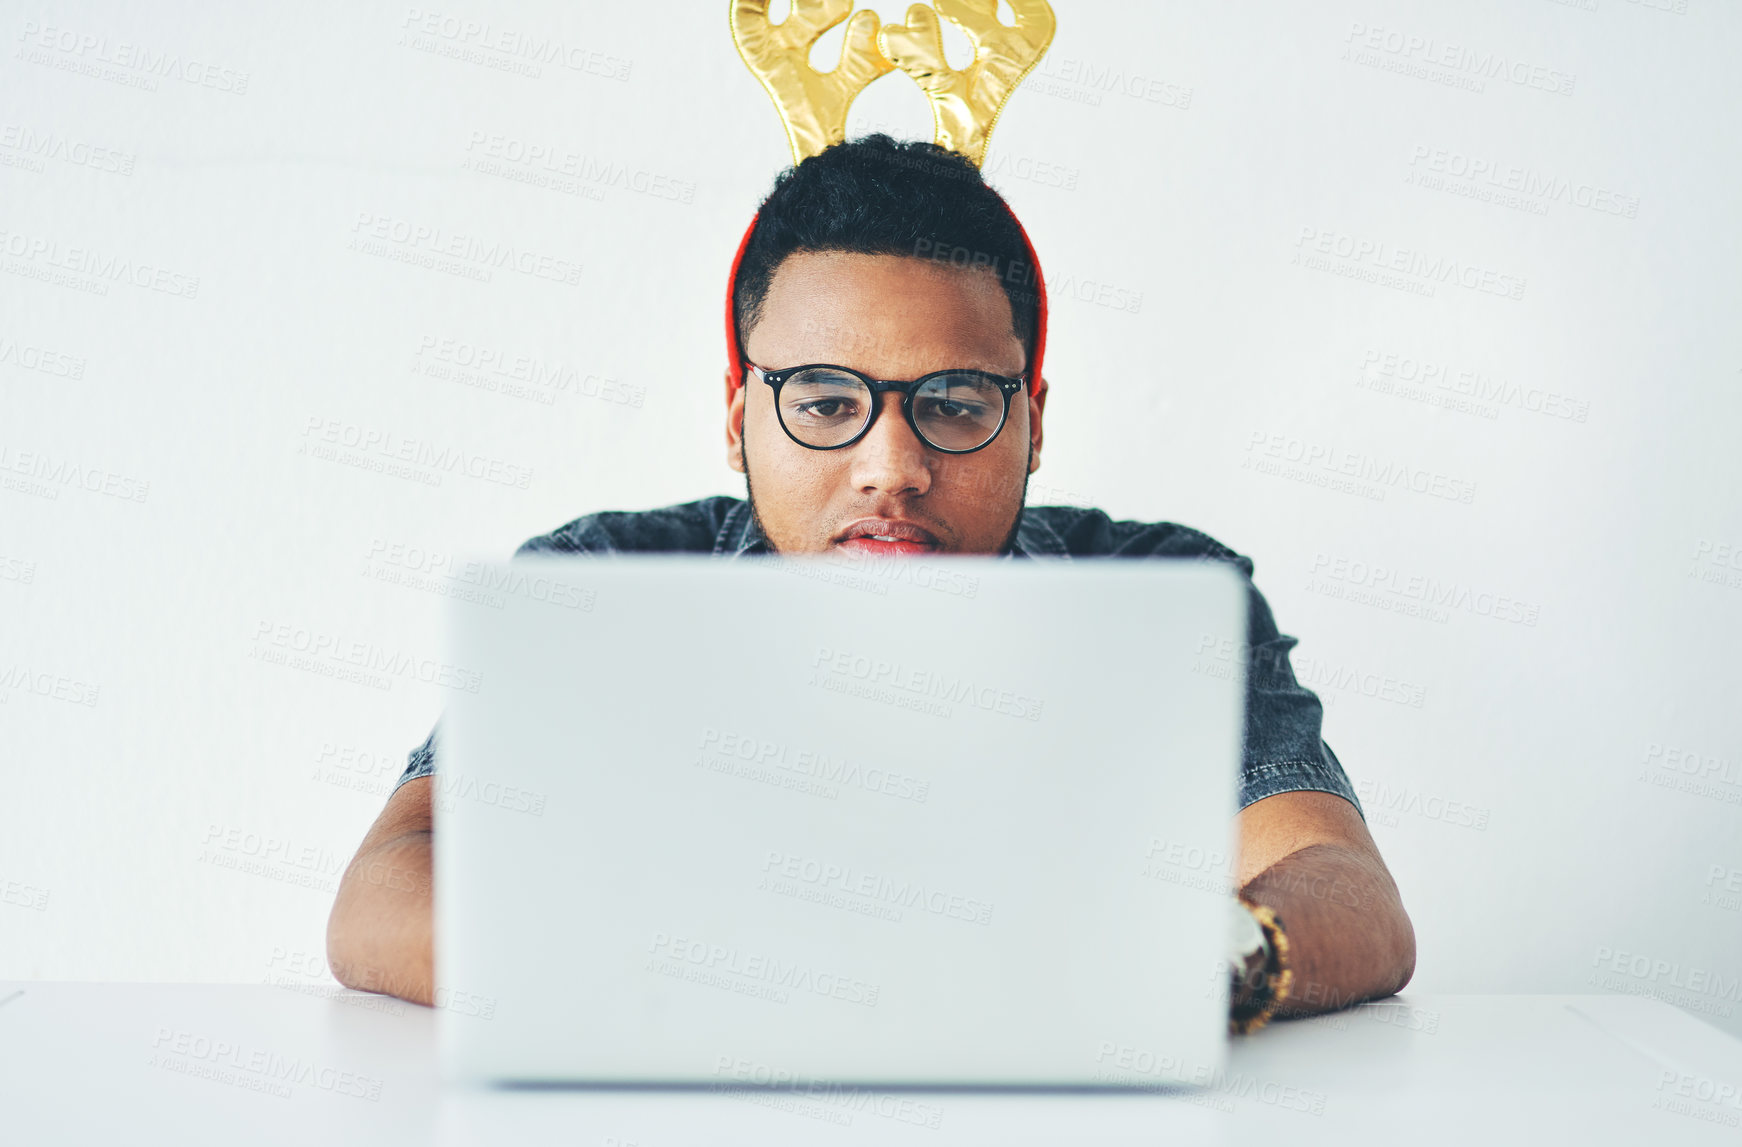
{"left": 435, "top": 552, "right": 1247, "bottom": 1088}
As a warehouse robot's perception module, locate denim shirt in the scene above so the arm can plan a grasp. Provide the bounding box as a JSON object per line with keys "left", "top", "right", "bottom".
{"left": 394, "top": 495, "right": 1362, "bottom": 817}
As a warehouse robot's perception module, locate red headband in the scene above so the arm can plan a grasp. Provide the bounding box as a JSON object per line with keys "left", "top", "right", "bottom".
{"left": 724, "top": 200, "right": 1048, "bottom": 396}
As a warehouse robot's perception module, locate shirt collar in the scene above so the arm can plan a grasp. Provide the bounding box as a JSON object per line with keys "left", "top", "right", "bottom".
{"left": 715, "top": 498, "right": 769, "bottom": 558}
{"left": 1011, "top": 509, "right": 1068, "bottom": 558}
{"left": 714, "top": 499, "right": 1069, "bottom": 560}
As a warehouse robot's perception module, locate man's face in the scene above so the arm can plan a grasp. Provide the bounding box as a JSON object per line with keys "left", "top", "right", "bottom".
{"left": 726, "top": 250, "right": 1047, "bottom": 556}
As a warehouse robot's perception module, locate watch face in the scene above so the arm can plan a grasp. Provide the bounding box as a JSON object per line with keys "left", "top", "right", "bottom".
{"left": 1229, "top": 900, "right": 1266, "bottom": 962}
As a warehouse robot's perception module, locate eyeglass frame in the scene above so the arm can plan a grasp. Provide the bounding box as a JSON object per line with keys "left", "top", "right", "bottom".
{"left": 743, "top": 361, "right": 1030, "bottom": 455}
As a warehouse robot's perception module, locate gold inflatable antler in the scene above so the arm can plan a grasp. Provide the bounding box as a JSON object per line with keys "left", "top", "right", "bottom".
{"left": 730, "top": 0, "right": 896, "bottom": 165}
{"left": 877, "top": 0, "right": 1055, "bottom": 167}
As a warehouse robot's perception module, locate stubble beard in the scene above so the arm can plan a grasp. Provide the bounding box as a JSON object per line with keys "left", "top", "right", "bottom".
{"left": 742, "top": 419, "right": 1031, "bottom": 556}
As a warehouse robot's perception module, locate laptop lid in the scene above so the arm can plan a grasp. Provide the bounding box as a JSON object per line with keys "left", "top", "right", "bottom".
{"left": 436, "top": 554, "right": 1246, "bottom": 1087}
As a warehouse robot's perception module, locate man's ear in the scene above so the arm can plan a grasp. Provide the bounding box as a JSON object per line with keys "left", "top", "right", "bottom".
{"left": 1026, "top": 375, "right": 1048, "bottom": 474}
{"left": 725, "top": 369, "right": 747, "bottom": 473}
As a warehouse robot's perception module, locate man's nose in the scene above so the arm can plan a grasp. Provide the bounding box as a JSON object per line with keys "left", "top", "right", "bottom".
{"left": 849, "top": 392, "right": 932, "bottom": 496}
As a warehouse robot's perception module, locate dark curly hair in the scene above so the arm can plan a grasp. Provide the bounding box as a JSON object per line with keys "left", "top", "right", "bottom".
{"left": 732, "top": 134, "right": 1039, "bottom": 365}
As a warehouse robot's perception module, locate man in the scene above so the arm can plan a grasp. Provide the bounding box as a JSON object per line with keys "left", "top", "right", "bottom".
{"left": 327, "top": 135, "right": 1415, "bottom": 1021}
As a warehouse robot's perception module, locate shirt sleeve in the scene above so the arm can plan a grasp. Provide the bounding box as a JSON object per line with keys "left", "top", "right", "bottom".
{"left": 1237, "top": 572, "right": 1364, "bottom": 819}
{"left": 386, "top": 518, "right": 585, "bottom": 794}
{"left": 392, "top": 721, "right": 439, "bottom": 794}
{"left": 379, "top": 499, "right": 740, "bottom": 800}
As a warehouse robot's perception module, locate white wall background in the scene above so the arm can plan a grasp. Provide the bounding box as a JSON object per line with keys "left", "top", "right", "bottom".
{"left": 3, "top": 0, "right": 1739, "bottom": 1036}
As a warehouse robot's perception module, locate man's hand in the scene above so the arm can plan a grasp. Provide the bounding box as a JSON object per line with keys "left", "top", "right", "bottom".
{"left": 1235, "top": 790, "right": 1415, "bottom": 1017}
{"left": 326, "top": 776, "right": 435, "bottom": 1005}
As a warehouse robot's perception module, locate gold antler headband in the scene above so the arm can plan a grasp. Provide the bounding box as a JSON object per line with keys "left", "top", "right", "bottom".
{"left": 730, "top": 0, "right": 1056, "bottom": 167}
{"left": 729, "top": 0, "right": 895, "bottom": 166}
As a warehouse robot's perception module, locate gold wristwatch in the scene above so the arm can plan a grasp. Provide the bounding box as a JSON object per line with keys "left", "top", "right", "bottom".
{"left": 1227, "top": 897, "right": 1292, "bottom": 1035}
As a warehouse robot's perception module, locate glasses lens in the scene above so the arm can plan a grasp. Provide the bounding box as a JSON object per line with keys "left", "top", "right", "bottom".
{"left": 778, "top": 368, "right": 872, "bottom": 447}
{"left": 913, "top": 373, "right": 1007, "bottom": 451}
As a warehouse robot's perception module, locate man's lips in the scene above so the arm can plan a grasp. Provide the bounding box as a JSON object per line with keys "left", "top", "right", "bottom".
{"left": 834, "top": 519, "right": 940, "bottom": 555}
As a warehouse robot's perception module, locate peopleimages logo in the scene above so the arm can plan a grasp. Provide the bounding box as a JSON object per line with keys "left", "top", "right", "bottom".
{"left": 1353, "top": 779, "right": 1490, "bottom": 831}
{"left": 463, "top": 132, "right": 695, "bottom": 203}
{"left": 365, "top": 538, "right": 595, "bottom": 609}
{"left": 1243, "top": 430, "right": 1478, "bottom": 505}
{"left": 1294, "top": 226, "right": 1526, "bottom": 300}
{"left": 1405, "top": 146, "right": 1638, "bottom": 219}
{"left": 1589, "top": 946, "right": 1740, "bottom": 1018}
{"left": 1093, "top": 1042, "right": 1328, "bottom": 1113}
{"left": 1308, "top": 553, "right": 1540, "bottom": 626}
{"left": 0, "top": 876, "right": 50, "bottom": 911}
{"left": 398, "top": 8, "right": 633, "bottom": 81}
{"left": 349, "top": 211, "right": 581, "bottom": 286}
{"left": 697, "top": 726, "right": 931, "bottom": 803}
{"left": 0, "top": 226, "right": 201, "bottom": 298}
{"left": 0, "top": 664, "right": 100, "bottom": 707}
{"left": 149, "top": 1028, "right": 382, "bottom": 1100}
{"left": 412, "top": 334, "right": 645, "bottom": 408}
{"left": 809, "top": 646, "right": 1044, "bottom": 721}
{"left": 0, "top": 445, "right": 150, "bottom": 503}
{"left": 648, "top": 931, "right": 881, "bottom": 1007}
{"left": 0, "top": 334, "right": 87, "bottom": 378}
{"left": 761, "top": 850, "right": 994, "bottom": 926}
{"left": 1030, "top": 53, "right": 1192, "bottom": 109}
{"left": 1341, "top": 21, "right": 1575, "bottom": 96}
{"left": 1360, "top": 348, "right": 1591, "bottom": 423}
{"left": 200, "top": 825, "right": 340, "bottom": 877}
{"left": 0, "top": 123, "right": 136, "bottom": 176}
{"left": 300, "top": 417, "right": 533, "bottom": 490}
{"left": 710, "top": 1055, "right": 945, "bottom": 1129}
{"left": 250, "top": 620, "right": 483, "bottom": 693}
{"left": 16, "top": 21, "right": 252, "bottom": 94}
{"left": 0, "top": 555, "right": 37, "bottom": 584}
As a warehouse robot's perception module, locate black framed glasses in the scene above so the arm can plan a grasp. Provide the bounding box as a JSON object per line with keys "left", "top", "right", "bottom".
{"left": 746, "top": 362, "right": 1027, "bottom": 454}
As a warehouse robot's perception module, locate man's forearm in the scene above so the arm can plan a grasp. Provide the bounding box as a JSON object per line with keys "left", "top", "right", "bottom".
{"left": 1240, "top": 841, "right": 1415, "bottom": 1016}
{"left": 326, "top": 832, "right": 435, "bottom": 1006}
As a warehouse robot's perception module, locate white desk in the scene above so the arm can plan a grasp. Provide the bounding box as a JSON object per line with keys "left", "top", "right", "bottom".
{"left": 2, "top": 985, "right": 1739, "bottom": 1145}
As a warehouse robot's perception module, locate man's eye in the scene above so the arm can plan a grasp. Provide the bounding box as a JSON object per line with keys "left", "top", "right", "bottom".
{"left": 921, "top": 399, "right": 987, "bottom": 420}
{"left": 794, "top": 399, "right": 857, "bottom": 419}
